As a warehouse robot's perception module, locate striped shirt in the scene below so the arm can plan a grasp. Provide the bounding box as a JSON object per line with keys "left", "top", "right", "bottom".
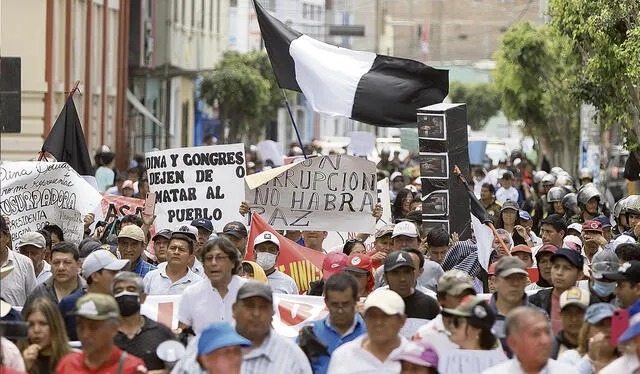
{"left": 441, "top": 239, "right": 499, "bottom": 279}
{"left": 242, "top": 330, "right": 312, "bottom": 374}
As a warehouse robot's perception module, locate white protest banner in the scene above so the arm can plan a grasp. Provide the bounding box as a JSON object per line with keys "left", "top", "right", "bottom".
{"left": 145, "top": 144, "right": 246, "bottom": 230}
{"left": 0, "top": 161, "right": 103, "bottom": 244}
{"left": 347, "top": 131, "right": 376, "bottom": 157}
{"left": 245, "top": 155, "right": 377, "bottom": 232}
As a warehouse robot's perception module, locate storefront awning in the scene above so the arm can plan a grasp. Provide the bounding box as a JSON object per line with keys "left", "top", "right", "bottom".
{"left": 126, "top": 89, "right": 164, "bottom": 128}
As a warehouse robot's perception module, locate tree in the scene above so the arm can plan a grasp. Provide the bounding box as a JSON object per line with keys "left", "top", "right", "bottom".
{"left": 448, "top": 81, "right": 501, "bottom": 131}
{"left": 200, "top": 52, "right": 282, "bottom": 143}
{"left": 548, "top": 0, "right": 640, "bottom": 155}
{"left": 493, "top": 22, "right": 582, "bottom": 171}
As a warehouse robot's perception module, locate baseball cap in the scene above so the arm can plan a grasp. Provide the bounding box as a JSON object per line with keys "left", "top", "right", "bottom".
{"left": 322, "top": 252, "right": 348, "bottom": 280}
{"left": 236, "top": 281, "right": 273, "bottom": 303}
{"left": 384, "top": 251, "right": 415, "bottom": 272}
{"left": 390, "top": 172, "right": 403, "bottom": 182}
{"left": 344, "top": 253, "right": 373, "bottom": 274}
{"left": 254, "top": 231, "right": 280, "bottom": 247}
{"left": 375, "top": 224, "right": 395, "bottom": 239}
{"left": 551, "top": 247, "right": 584, "bottom": 269}
{"left": 82, "top": 249, "right": 129, "bottom": 278}
{"left": 619, "top": 299, "right": 640, "bottom": 343}
{"left": 584, "top": 303, "right": 616, "bottom": 324}
{"left": 392, "top": 221, "right": 418, "bottom": 238}
{"left": 582, "top": 220, "right": 603, "bottom": 233}
{"left": 78, "top": 238, "right": 104, "bottom": 259}
{"left": 518, "top": 210, "right": 532, "bottom": 221}
{"left": 494, "top": 256, "right": 528, "bottom": 278}
{"left": 603, "top": 260, "right": 640, "bottom": 283}
{"left": 191, "top": 218, "right": 214, "bottom": 233}
{"left": 593, "top": 216, "right": 612, "bottom": 229}
{"left": 500, "top": 200, "right": 519, "bottom": 212}
{"left": 118, "top": 225, "right": 145, "bottom": 242}
{"left": 152, "top": 229, "right": 172, "bottom": 241}
{"left": 364, "top": 289, "right": 405, "bottom": 315}
{"left": 18, "top": 232, "right": 46, "bottom": 249}
{"left": 563, "top": 235, "right": 583, "bottom": 252}
{"left": 442, "top": 295, "right": 495, "bottom": 330}
{"left": 535, "top": 244, "right": 558, "bottom": 259}
{"left": 198, "top": 322, "right": 251, "bottom": 355}
{"left": 122, "top": 180, "right": 134, "bottom": 189}
{"left": 392, "top": 340, "right": 438, "bottom": 368}
{"left": 222, "top": 221, "right": 248, "bottom": 239}
{"left": 567, "top": 223, "right": 583, "bottom": 234}
{"left": 590, "top": 249, "right": 619, "bottom": 279}
{"left": 73, "top": 293, "right": 121, "bottom": 321}
{"left": 511, "top": 245, "right": 532, "bottom": 255}
{"left": 173, "top": 225, "right": 198, "bottom": 242}
{"left": 438, "top": 270, "right": 475, "bottom": 296}
{"left": 559, "top": 287, "right": 589, "bottom": 310}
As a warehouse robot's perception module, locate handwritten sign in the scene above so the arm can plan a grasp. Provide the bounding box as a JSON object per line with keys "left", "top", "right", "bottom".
{"left": 0, "top": 161, "right": 103, "bottom": 244}
{"left": 245, "top": 155, "right": 377, "bottom": 232}
{"left": 145, "top": 144, "right": 246, "bottom": 231}
{"left": 100, "top": 193, "right": 145, "bottom": 223}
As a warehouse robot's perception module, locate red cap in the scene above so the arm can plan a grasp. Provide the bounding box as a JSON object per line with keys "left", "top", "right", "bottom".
{"left": 582, "top": 220, "right": 603, "bottom": 233}
{"left": 511, "top": 245, "right": 532, "bottom": 255}
{"left": 344, "top": 253, "right": 373, "bottom": 273}
{"left": 488, "top": 262, "right": 498, "bottom": 275}
{"left": 536, "top": 244, "right": 558, "bottom": 259}
{"left": 322, "top": 252, "right": 348, "bottom": 280}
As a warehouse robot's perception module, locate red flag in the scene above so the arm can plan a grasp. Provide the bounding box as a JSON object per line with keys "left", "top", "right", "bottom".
{"left": 246, "top": 213, "right": 324, "bottom": 293}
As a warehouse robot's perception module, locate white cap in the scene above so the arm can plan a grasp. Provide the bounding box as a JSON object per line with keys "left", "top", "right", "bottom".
{"left": 18, "top": 232, "right": 46, "bottom": 249}
{"left": 392, "top": 221, "right": 419, "bottom": 238}
{"left": 563, "top": 235, "right": 583, "bottom": 249}
{"left": 364, "top": 289, "right": 405, "bottom": 315}
{"left": 390, "top": 172, "right": 403, "bottom": 182}
{"left": 82, "top": 250, "right": 129, "bottom": 278}
{"left": 254, "top": 231, "right": 280, "bottom": 247}
{"left": 568, "top": 223, "right": 583, "bottom": 234}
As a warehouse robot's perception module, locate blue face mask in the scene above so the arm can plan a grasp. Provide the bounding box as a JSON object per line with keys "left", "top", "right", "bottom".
{"left": 592, "top": 279, "right": 616, "bottom": 297}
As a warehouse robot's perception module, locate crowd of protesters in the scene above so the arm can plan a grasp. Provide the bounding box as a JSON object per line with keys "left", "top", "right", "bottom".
{"left": 1, "top": 142, "right": 640, "bottom": 374}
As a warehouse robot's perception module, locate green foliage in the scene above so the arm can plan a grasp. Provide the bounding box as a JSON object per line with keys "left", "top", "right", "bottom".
{"left": 493, "top": 22, "right": 582, "bottom": 169}
{"left": 548, "top": 0, "right": 640, "bottom": 150}
{"left": 448, "top": 82, "right": 501, "bottom": 131}
{"left": 200, "top": 51, "right": 282, "bottom": 142}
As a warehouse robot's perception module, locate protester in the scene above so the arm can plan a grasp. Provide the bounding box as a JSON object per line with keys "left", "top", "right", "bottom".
{"left": 18, "top": 297, "right": 71, "bottom": 374}
{"left": 585, "top": 248, "right": 618, "bottom": 304}
{"left": 526, "top": 244, "right": 557, "bottom": 291}
{"left": 122, "top": 180, "right": 135, "bottom": 197}
{"left": 301, "top": 273, "right": 366, "bottom": 374}
{"left": 496, "top": 200, "right": 520, "bottom": 235}
{"left": 178, "top": 237, "right": 246, "bottom": 335}
{"left": 480, "top": 183, "right": 502, "bottom": 222}
{"left": 24, "top": 242, "right": 84, "bottom": 310}
{"left": 117, "top": 225, "right": 156, "bottom": 277}
{"left": 510, "top": 245, "right": 533, "bottom": 268}
{"left": 342, "top": 238, "right": 366, "bottom": 256}
{"left": 17, "top": 232, "right": 51, "bottom": 285}
{"left": 496, "top": 172, "right": 519, "bottom": 204}
{"left": 581, "top": 220, "right": 606, "bottom": 264}
{"left": 391, "top": 221, "right": 420, "bottom": 251}
{"left": 56, "top": 293, "right": 147, "bottom": 373}
{"left": 308, "top": 252, "right": 348, "bottom": 296}
{"left": 391, "top": 339, "right": 439, "bottom": 374}
{"left": 552, "top": 287, "right": 589, "bottom": 359}
{"left": 328, "top": 289, "right": 408, "bottom": 373}
{"left": 196, "top": 322, "right": 251, "bottom": 374}
{"left": 557, "top": 303, "right": 619, "bottom": 373}
{"left": 539, "top": 214, "right": 567, "bottom": 249}
{"left": 233, "top": 281, "right": 312, "bottom": 373}
{"left": 0, "top": 217, "right": 37, "bottom": 307}
{"left": 252, "top": 231, "right": 298, "bottom": 294}
{"left": 59, "top": 249, "right": 129, "bottom": 340}
{"left": 424, "top": 228, "right": 451, "bottom": 265}
{"left": 369, "top": 224, "right": 394, "bottom": 268}
{"left": 603, "top": 260, "right": 640, "bottom": 308}
{"left": 113, "top": 272, "right": 177, "bottom": 370}
{"left": 40, "top": 225, "right": 63, "bottom": 246}
{"left": 392, "top": 188, "right": 417, "bottom": 221}
{"left": 301, "top": 231, "right": 329, "bottom": 252}
{"left": 220, "top": 221, "right": 248, "bottom": 258}
{"left": 343, "top": 253, "right": 374, "bottom": 297}
{"left": 530, "top": 247, "right": 585, "bottom": 334}
{"left": 442, "top": 295, "right": 498, "bottom": 350}
{"left": 240, "top": 261, "right": 268, "bottom": 283}
{"left": 191, "top": 218, "right": 215, "bottom": 256}
{"left": 143, "top": 230, "right": 201, "bottom": 295}
{"left": 151, "top": 229, "right": 172, "bottom": 264}
{"left": 482, "top": 306, "right": 577, "bottom": 373}
{"left": 489, "top": 256, "right": 546, "bottom": 356}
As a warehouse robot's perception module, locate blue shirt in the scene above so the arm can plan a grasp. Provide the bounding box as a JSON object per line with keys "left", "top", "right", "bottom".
{"left": 305, "top": 313, "right": 367, "bottom": 374}
{"left": 132, "top": 257, "right": 157, "bottom": 278}
{"left": 58, "top": 288, "right": 86, "bottom": 341}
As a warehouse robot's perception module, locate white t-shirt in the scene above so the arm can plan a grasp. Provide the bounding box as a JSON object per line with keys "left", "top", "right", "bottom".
{"left": 496, "top": 186, "right": 519, "bottom": 204}
{"left": 177, "top": 275, "right": 246, "bottom": 335}
{"left": 328, "top": 335, "right": 408, "bottom": 374}
{"left": 267, "top": 270, "right": 299, "bottom": 294}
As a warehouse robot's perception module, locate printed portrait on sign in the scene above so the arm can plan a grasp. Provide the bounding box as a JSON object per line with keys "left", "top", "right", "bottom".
{"left": 420, "top": 153, "right": 449, "bottom": 179}
{"left": 422, "top": 190, "right": 448, "bottom": 217}
{"left": 418, "top": 114, "right": 446, "bottom": 140}
{"left": 422, "top": 219, "right": 449, "bottom": 236}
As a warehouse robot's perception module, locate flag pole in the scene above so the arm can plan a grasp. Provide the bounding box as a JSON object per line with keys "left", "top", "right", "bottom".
{"left": 281, "top": 89, "right": 307, "bottom": 159}
{"left": 453, "top": 165, "right": 511, "bottom": 256}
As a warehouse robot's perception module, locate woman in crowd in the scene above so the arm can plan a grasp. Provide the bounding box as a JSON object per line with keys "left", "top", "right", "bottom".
{"left": 442, "top": 295, "right": 498, "bottom": 351}
{"left": 558, "top": 303, "right": 620, "bottom": 373}
{"left": 18, "top": 297, "right": 72, "bottom": 374}
{"left": 392, "top": 339, "right": 439, "bottom": 374}
{"left": 240, "top": 260, "right": 268, "bottom": 283}
{"left": 392, "top": 188, "right": 417, "bottom": 222}
{"left": 495, "top": 201, "right": 521, "bottom": 236}
{"left": 343, "top": 253, "right": 375, "bottom": 298}
{"left": 342, "top": 239, "right": 366, "bottom": 256}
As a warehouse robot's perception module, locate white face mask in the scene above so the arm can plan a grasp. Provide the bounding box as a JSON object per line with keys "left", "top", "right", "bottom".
{"left": 255, "top": 252, "right": 277, "bottom": 270}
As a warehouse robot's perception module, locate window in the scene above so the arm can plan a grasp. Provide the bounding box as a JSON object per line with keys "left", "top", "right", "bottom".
{"left": 303, "top": 4, "right": 308, "bottom": 19}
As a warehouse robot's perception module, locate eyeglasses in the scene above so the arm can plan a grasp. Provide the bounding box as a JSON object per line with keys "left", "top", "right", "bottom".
{"left": 205, "top": 255, "right": 230, "bottom": 263}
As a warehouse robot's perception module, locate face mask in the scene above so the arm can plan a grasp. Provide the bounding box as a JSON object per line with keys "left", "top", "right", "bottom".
{"left": 592, "top": 279, "right": 616, "bottom": 297}
{"left": 255, "top": 252, "right": 277, "bottom": 270}
{"left": 115, "top": 291, "right": 141, "bottom": 317}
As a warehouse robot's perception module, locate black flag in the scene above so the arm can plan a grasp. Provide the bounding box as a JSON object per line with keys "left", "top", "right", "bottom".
{"left": 41, "top": 95, "right": 93, "bottom": 175}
